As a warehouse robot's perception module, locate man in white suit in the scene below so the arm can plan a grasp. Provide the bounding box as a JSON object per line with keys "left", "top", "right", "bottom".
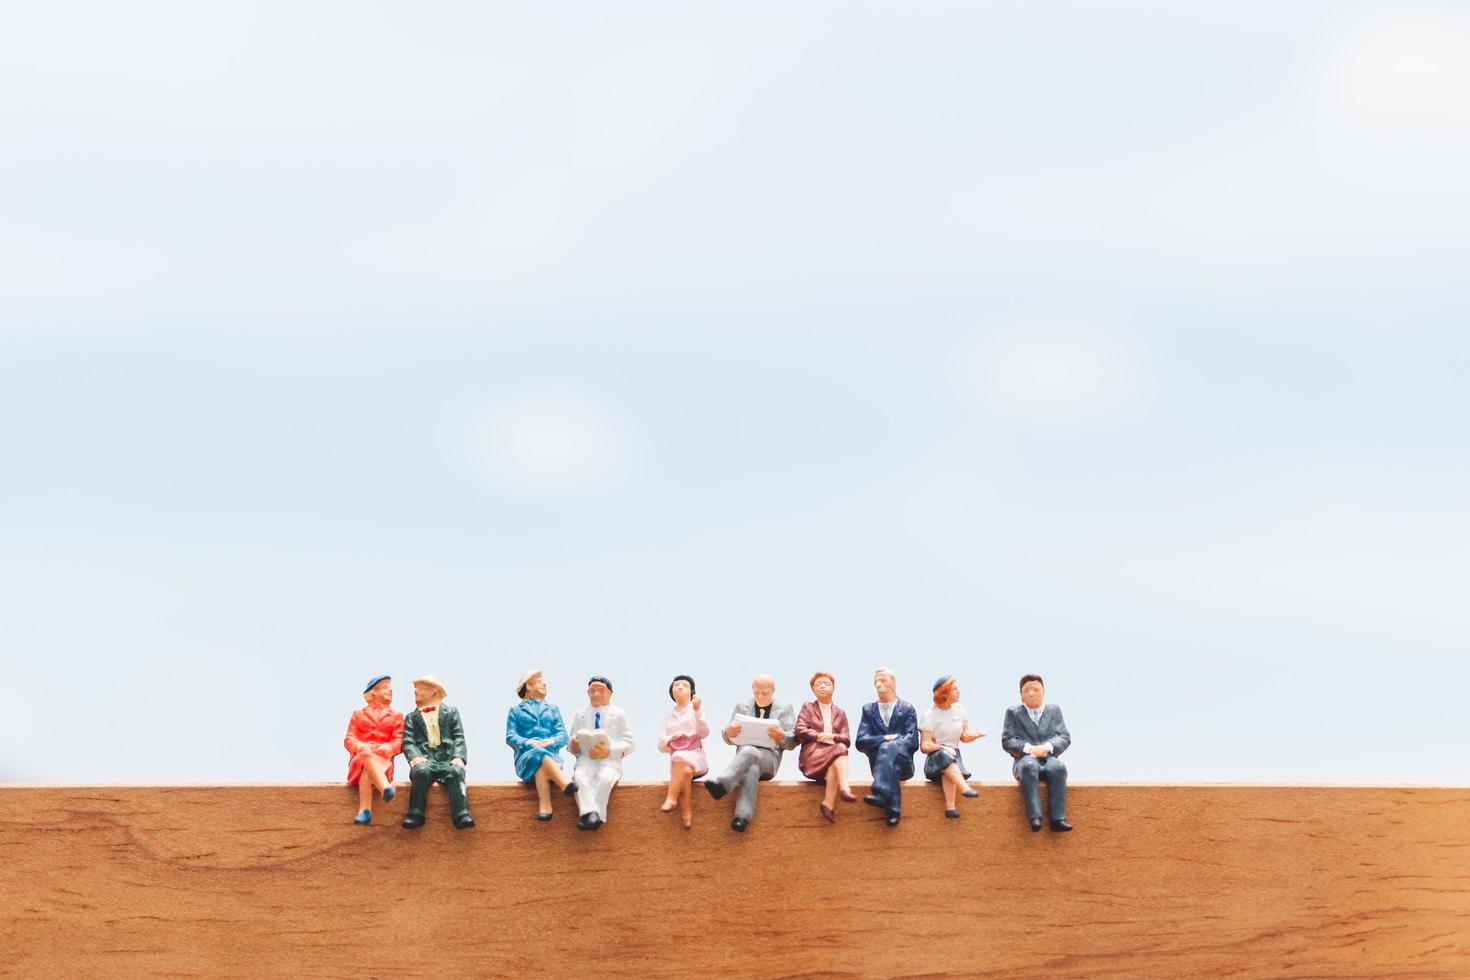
{"left": 567, "top": 675, "right": 634, "bottom": 831}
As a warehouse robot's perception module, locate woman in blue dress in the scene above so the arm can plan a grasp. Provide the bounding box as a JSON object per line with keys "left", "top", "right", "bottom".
{"left": 506, "top": 669, "right": 574, "bottom": 820}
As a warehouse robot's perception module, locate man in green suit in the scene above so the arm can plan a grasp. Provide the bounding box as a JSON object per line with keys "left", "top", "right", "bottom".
{"left": 400, "top": 674, "right": 475, "bottom": 830}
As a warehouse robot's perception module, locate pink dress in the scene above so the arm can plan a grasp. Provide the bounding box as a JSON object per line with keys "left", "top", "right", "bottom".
{"left": 658, "top": 702, "right": 710, "bottom": 775}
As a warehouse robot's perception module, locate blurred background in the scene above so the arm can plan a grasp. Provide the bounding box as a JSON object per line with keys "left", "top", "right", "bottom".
{"left": 2, "top": 1, "right": 1466, "bottom": 785}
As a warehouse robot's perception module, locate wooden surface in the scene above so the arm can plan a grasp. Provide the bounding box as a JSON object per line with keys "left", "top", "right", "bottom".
{"left": 1, "top": 783, "right": 1467, "bottom": 978}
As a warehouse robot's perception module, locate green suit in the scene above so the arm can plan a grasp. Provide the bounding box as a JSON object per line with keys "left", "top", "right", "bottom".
{"left": 403, "top": 705, "right": 471, "bottom": 822}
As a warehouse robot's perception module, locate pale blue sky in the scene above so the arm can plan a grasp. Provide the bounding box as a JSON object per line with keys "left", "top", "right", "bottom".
{"left": 2, "top": 2, "right": 1467, "bottom": 786}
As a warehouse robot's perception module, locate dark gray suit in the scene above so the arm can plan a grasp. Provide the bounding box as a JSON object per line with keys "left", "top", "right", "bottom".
{"left": 1000, "top": 704, "right": 1071, "bottom": 823}
{"left": 715, "top": 698, "right": 797, "bottom": 824}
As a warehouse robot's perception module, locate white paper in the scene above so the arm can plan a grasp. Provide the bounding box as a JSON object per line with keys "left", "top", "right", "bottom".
{"left": 575, "top": 729, "right": 610, "bottom": 749}
{"left": 730, "top": 714, "right": 786, "bottom": 747}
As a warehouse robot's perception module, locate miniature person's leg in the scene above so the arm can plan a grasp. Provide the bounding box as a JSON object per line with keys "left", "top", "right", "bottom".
{"left": 716, "top": 747, "right": 758, "bottom": 792}
{"left": 534, "top": 764, "right": 553, "bottom": 813}
{"left": 592, "top": 766, "right": 618, "bottom": 820}
{"left": 1040, "top": 758, "right": 1068, "bottom": 821}
{"left": 407, "top": 762, "right": 434, "bottom": 817}
{"left": 441, "top": 763, "right": 470, "bottom": 822}
{"left": 364, "top": 754, "right": 389, "bottom": 794}
{"left": 573, "top": 761, "right": 600, "bottom": 817}
{"left": 872, "top": 743, "right": 904, "bottom": 814}
{"left": 941, "top": 763, "right": 964, "bottom": 808}
{"left": 733, "top": 763, "right": 761, "bottom": 824}
{"left": 541, "top": 755, "right": 571, "bottom": 792}
{"left": 1017, "top": 756, "right": 1044, "bottom": 822}
{"left": 832, "top": 755, "right": 851, "bottom": 796}
{"left": 676, "top": 763, "right": 695, "bottom": 822}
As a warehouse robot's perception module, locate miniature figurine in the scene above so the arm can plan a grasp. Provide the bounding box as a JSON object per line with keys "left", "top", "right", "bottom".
{"left": 795, "top": 671, "right": 856, "bottom": 822}
{"left": 400, "top": 674, "right": 474, "bottom": 830}
{"left": 344, "top": 674, "right": 404, "bottom": 825}
{"left": 855, "top": 667, "right": 919, "bottom": 827}
{"left": 1001, "top": 673, "right": 1073, "bottom": 832}
{"left": 919, "top": 675, "right": 985, "bottom": 818}
{"left": 566, "top": 675, "right": 634, "bottom": 831}
{"left": 704, "top": 673, "right": 797, "bottom": 833}
{"left": 657, "top": 674, "right": 709, "bottom": 828}
{"left": 506, "top": 669, "right": 574, "bottom": 821}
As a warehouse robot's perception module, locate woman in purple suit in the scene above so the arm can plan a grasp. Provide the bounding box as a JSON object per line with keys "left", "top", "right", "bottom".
{"left": 795, "top": 671, "right": 857, "bottom": 822}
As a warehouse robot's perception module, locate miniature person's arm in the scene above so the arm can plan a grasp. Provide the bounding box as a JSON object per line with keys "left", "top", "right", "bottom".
{"left": 547, "top": 707, "right": 570, "bottom": 754}
{"left": 344, "top": 712, "right": 369, "bottom": 756}
{"left": 1048, "top": 707, "right": 1071, "bottom": 757}
{"left": 775, "top": 704, "right": 798, "bottom": 750}
{"left": 920, "top": 729, "right": 942, "bottom": 754}
{"left": 381, "top": 713, "right": 404, "bottom": 760}
{"left": 613, "top": 710, "right": 635, "bottom": 758}
{"left": 1000, "top": 709, "right": 1026, "bottom": 760}
{"left": 402, "top": 715, "right": 426, "bottom": 765}
{"left": 833, "top": 708, "right": 852, "bottom": 747}
{"left": 722, "top": 704, "right": 741, "bottom": 746}
{"left": 854, "top": 709, "right": 882, "bottom": 753}
{"left": 657, "top": 712, "right": 676, "bottom": 753}
{"left": 897, "top": 705, "right": 920, "bottom": 754}
{"left": 567, "top": 709, "right": 586, "bottom": 757}
{"left": 695, "top": 705, "right": 710, "bottom": 739}
{"left": 794, "top": 702, "right": 821, "bottom": 744}
{"left": 446, "top": 707, "right": 467, "bottom": 765}
{"left": 506, "top": 708, "right": 530, "bottom": 752}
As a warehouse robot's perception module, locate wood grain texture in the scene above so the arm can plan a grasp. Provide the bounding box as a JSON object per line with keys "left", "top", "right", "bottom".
{"left": 1, "top": 784, "right": 1466, "bottom": 978}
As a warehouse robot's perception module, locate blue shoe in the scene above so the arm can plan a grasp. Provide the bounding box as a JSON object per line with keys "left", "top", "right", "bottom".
{"left": 354, "top": 809, "right": 372, "bottom": 825}
{"left": 383, "top": 786, "right": 396, "bottom": 802}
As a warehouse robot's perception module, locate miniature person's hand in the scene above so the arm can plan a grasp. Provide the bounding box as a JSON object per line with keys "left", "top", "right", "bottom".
{"left": 725, "top": 723, "right": 742, "bottom": 739}
{"left": 883, "top": 733, "right": 897, "bottom": 741}
{"left": 960, "top": 729, "right": 986, "bottom": 743}
{"left": 767, "top": 725, "right": 785, "bottom": 744}
{"left": 568, "top": 739, "right": 581, "bottom": 755}
{"left": 1029, "top": 743, "right": 1050, "bottom": 758}
{"left": 451, "top": 758, "right": 465, "bottom": 768}
{"left": 817, "top": 732, "right": 835, "bottom": 744}
{"left": 589, "top": 742, "right": 610, "bottom": 760}
{"left": 411, "top": 757, "right": 426, "bottom": 767}
{"left": 691, "top": 695, "right": 701, "bottom": 711}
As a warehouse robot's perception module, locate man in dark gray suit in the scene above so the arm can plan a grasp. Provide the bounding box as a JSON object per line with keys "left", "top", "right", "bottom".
{"left": 1001, "top": 673, "right": 1072, "bottom": 832}
{"left": 704, "top": 673, "right": 797, "bottom": 833}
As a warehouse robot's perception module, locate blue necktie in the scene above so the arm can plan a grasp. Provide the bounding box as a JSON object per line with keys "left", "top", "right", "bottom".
{"left": 594, "top": 711, "right": 601, "bottom": 729}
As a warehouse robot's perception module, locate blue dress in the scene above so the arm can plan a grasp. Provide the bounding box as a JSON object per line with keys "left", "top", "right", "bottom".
{"left": 506, "top": 699, "right": 569, "bottom": 782}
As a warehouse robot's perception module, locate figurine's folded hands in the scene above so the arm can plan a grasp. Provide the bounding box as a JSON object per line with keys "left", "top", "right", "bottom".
{"left": 411, "top": 757, "right": 426, "bottom": 767}
{"left": 817, "top": 732, "right": 836, "bottom": 744}
{"left": 451, "top": 758, "right": 465, "bottom": 768}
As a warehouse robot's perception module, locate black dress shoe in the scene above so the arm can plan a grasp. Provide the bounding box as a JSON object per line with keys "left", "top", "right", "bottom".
{"left": 564, "top": 781, "right": 578, "bottom": 797}
{"left": 886, "top": 814, "right": 900, "bottom": 827}
{"left": 535, "top": 811, "right": 553, "bottom": 822}
{"left": 1029, "top": 817, "right": 1043, "bottom": 832}
{"left": 863, "top": 794, "right": 888, "bottom": 809}
{"left": 1050, "top": 819, "right": 1073, "bottom": 832}
{"left": 944, "top": 809, "right": 960, "bottom": 819}
{"left": 962, "top": 788, "right": 979, "bottom": 798}
{"left": 705, "top": 779, "right": 727, "bottom": 801}
{"left": 586, "top": 814, "right": 603, "bottom": 830}
{"left": 730, "top": 817, "right": 748, "bottom": 832}
{"left": 454, "top": 815, "right": 476, "bottom": 829}
{"left": 400, "top": 814, "right": 425, "bottom": 830}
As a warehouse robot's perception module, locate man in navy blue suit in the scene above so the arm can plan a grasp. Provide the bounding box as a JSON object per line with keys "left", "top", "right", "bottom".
{"left": 855, "top": 667, "right": 920, "bottom": 827}
{"left": 1001, "top": 673, "right": 1073, "bottom": 832}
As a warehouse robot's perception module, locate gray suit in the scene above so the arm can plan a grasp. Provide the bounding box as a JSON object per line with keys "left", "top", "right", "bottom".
{"left": 714, "top": 698, "right": 797, "bottom": 824}
{"left": 1000, "top": 704, "right": 1071, "bottom": 823}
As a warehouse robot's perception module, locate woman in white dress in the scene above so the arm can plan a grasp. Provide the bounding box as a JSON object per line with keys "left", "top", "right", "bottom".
{"left": 919, "top": 675, "right": 986, "bottom": 818}
{"left": 657, "top": 674, "right": 709, "bottom": 828}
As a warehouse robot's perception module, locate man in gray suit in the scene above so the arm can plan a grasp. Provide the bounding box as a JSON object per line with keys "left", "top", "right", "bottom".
{"left": 1001, "top": 673, "right": 1073, "bottom": 832}
{"left": 704, "top": 673, "right": 798, "bottom": 833}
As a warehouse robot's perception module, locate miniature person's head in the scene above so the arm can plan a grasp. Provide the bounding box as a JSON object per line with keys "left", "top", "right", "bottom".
{"left": 873, "top": 668, "right": 896, "bottom": 701}
{"left": 810, "top": 671, "right": 835, "bottom": 702}
{"left": 413, "top": 674, "right": 447, "bottom": 709}
{"left": 932, "top": 675, "right": 959, "bottom": 708}
{"left": 587, "top": 676, "right": 613, "bottom": 707}
{"left": 751, "top": 673, "right": 775, "bottom": 708}
{"left": 517, "top": 669, "right": 546, "bottom": 701}
{"left": 1020, "top": 674, "right": 1045, "bottom": 710}
{"left": 363, "top": 674, "right": 393, "bottom": 706}
{"left": 669, "top": 674, "right": 696, "bottom": 706}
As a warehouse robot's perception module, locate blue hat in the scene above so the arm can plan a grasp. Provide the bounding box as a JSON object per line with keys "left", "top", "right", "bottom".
{"left": 932, "top": 674, "right": 954, "bottom": 692}
{"left": 363, "top": 674, "right": 391, "bottom": 694}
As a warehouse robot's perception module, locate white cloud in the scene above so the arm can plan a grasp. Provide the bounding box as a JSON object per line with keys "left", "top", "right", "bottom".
{"left": 970, "top": 328, "right": 1139, "bottom": 424}
{"left": 474, "top": 395, "right": 624, "bottom": 491}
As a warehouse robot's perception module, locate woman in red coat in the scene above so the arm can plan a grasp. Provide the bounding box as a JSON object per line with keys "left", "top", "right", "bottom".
{"left": 344, "top": 674, "right": 404, "bottom": 825}
{"left": 796, "top": 671, "right": 856, "bottom": 822}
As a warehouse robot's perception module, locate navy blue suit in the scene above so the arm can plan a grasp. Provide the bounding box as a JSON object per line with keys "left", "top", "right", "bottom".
{"left": 855, "top": 700, "right": 919, "bottom": 817}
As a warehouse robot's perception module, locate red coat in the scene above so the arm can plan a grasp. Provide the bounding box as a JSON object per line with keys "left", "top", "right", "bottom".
{"left": 344, "top": 703, "right": 404, "bottom": 785}
{"left": 796, "top": 700, "right": 851, "bottom": 779}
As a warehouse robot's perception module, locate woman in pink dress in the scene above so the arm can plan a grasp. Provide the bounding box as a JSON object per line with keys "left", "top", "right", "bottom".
{"left": 796, "top": 671, "right": 857, "bottom": 822}
{"left": 657, "top": 674, "right": 709, "bottom": 828}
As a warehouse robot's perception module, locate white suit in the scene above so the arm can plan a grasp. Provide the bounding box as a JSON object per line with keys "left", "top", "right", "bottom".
{"left": 569, "top": 703, "right": 634, "bottom": 821}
